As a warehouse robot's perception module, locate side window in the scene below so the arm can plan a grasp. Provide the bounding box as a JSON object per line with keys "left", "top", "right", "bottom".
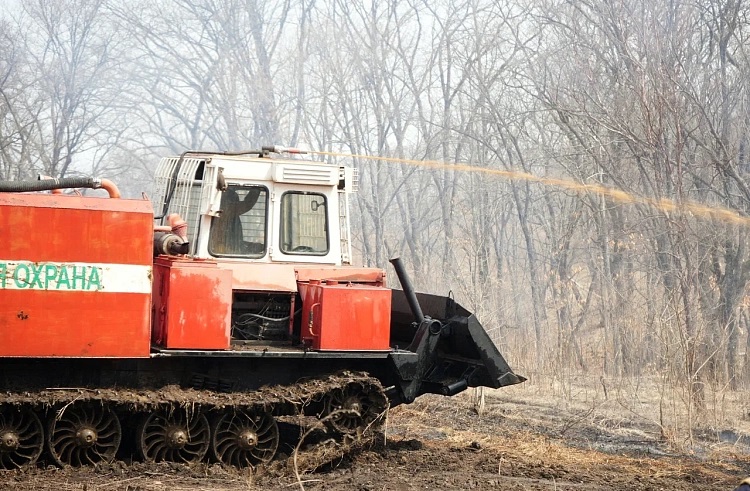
{"left": 280, "top": 192, "right": 329, "bottom": 255}
{"left": 209, "top": 185, "right": 268, "bottom": 257}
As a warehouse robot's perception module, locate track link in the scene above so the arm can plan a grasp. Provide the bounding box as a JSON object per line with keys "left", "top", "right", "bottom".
{"left": 0, "top": 371, "right": 388, "bottom": 470}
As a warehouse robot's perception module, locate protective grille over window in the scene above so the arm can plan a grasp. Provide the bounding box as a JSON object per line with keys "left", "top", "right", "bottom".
{"left": 153, "top": 157, "right": 207, "bottom": 252}
{"left": 280, "top": 192, "right": 329, "bottom": 255}
{"left": 209, "top": 185, "right": 268, "bottom": 257}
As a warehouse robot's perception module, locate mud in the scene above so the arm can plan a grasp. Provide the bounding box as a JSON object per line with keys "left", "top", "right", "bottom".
{"left": 3, "top": 387, "right": 750, "bottom": 490}
{"left": 0, "top": 371, "right": 383, "bottom": 413}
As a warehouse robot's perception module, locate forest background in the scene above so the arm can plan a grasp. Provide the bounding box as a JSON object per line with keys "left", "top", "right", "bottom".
{"left": 2, "top": 0, "right": 750, "bottom": 444}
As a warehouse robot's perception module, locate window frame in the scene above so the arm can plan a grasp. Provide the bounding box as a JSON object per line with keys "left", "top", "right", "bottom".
{"left": 279, "top": 190, "right": 330, "bottom": 256}
{"left": 207, "top": 184, "right": 270, "bottom": 259}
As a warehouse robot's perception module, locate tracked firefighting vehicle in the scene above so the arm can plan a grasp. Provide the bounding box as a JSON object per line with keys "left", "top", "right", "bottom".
{"left": 0, "top": 147, "right": 524, "bottom": 469}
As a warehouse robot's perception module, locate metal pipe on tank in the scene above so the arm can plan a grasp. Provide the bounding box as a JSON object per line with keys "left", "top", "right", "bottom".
{"left": 389, "top": 257, "right": 425, "bottom": 324}
{"left": 167, "top": 214, "right": 188, "bottom": 241}
{"left": 99, "top": 179, "right": 121, "bottom": 198}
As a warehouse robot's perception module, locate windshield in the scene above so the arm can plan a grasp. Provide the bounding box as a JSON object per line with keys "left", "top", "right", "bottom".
{"left": 280, "top": 192, "right": 329, "bottom": 255}
{"left": 208, "top": 185, "right": 268, "bottom": 257}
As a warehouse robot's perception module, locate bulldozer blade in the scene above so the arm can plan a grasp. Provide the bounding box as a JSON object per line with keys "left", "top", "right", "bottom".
{"left": 388, "top": 289, "right": 525, "bottom": 402}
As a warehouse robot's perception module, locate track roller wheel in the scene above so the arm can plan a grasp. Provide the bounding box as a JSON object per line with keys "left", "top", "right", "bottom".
{"left": 47, "top": 403, "right": 121, "bottom": 467}
{"left": 323, "top": 381, "right": 388, "bottom": 435}
{"left": 137, "top": 409, "right": 209, "bottom": 463}
{"left": 211, "top": 408, "right": 279, "bottom": 467}
{"left": 0, "top": 405, "right": 44, "bottom": 469}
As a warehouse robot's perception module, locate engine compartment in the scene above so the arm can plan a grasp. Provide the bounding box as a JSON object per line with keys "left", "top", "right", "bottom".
{"left": 231, "top": 291, "right": 295, "bottom": 341}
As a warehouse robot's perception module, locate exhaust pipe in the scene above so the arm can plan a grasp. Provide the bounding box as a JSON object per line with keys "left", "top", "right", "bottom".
{"left": 389, "top": 257, "right": 425, "bottom": 324}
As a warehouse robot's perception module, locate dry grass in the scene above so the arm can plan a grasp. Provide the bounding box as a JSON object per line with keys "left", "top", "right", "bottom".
{"left": 489, "top": 370, "right": 750, "bottom": 453}
{"left": 386, "top": 385, "right": 750, "bottom": 489}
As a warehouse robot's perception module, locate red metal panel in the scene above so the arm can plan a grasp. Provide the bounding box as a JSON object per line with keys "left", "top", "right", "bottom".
{"left": 0, "top": 291, "right": 150, "bottom": 357}
{"left": 0, "top": 193, "right": 153, "bottom": 264}
{"left": 298, "top": 280, "right": 391, "bottom": 351}
{"left": 152, "top": 257, "right": 233, "bottom": 350}
{"left": 0, "top": 193, "right": 154, "bottom": 358}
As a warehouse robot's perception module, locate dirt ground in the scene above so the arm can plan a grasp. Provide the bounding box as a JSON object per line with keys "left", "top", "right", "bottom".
{"left": 3, "top": 378, "right": 750, "bottom": 491}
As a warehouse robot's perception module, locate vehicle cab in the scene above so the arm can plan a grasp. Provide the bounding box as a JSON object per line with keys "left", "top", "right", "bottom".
{"left": 152, "top": 149, "right": 357, "bottom": 266}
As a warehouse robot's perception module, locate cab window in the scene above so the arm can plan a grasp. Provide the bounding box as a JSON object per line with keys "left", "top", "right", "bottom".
{"left": 208, "top": 185, "right": 268, "bottom": 257}
{"left": 280, "top": 192, "right": 329, "bottom": 255}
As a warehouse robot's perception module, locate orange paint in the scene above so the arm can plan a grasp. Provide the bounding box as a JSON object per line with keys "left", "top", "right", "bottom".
{"left": 0, "top": 193, "right": 153, "bottom": 264}
{"left": 99, "top": 179, "right": 121, "bottom": 199}
{"left": 152, "top": 257, "right": 233, "bottom": 350}
{"left": 298, "top": 281, "right": 391, "bottom": 351}
{"left": 295, "top": 266, "right": 386, "bottom": 286}
{"left": 216, "top": 261, "right": 298, "bottom": 292}
{"left": 216, "top": 262, "right": 387, "bottom": 292}
{"left": 0, "top": 291, "right": 150, "bottom": 357}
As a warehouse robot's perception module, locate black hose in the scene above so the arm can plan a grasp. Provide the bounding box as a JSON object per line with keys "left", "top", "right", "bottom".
{"left": 0, "top": 177, "right": 100, "bottom": 193}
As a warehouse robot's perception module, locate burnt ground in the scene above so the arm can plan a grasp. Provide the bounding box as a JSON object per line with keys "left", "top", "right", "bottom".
{"left": 3, "top": 382, "right": 750, "bottom": 491}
